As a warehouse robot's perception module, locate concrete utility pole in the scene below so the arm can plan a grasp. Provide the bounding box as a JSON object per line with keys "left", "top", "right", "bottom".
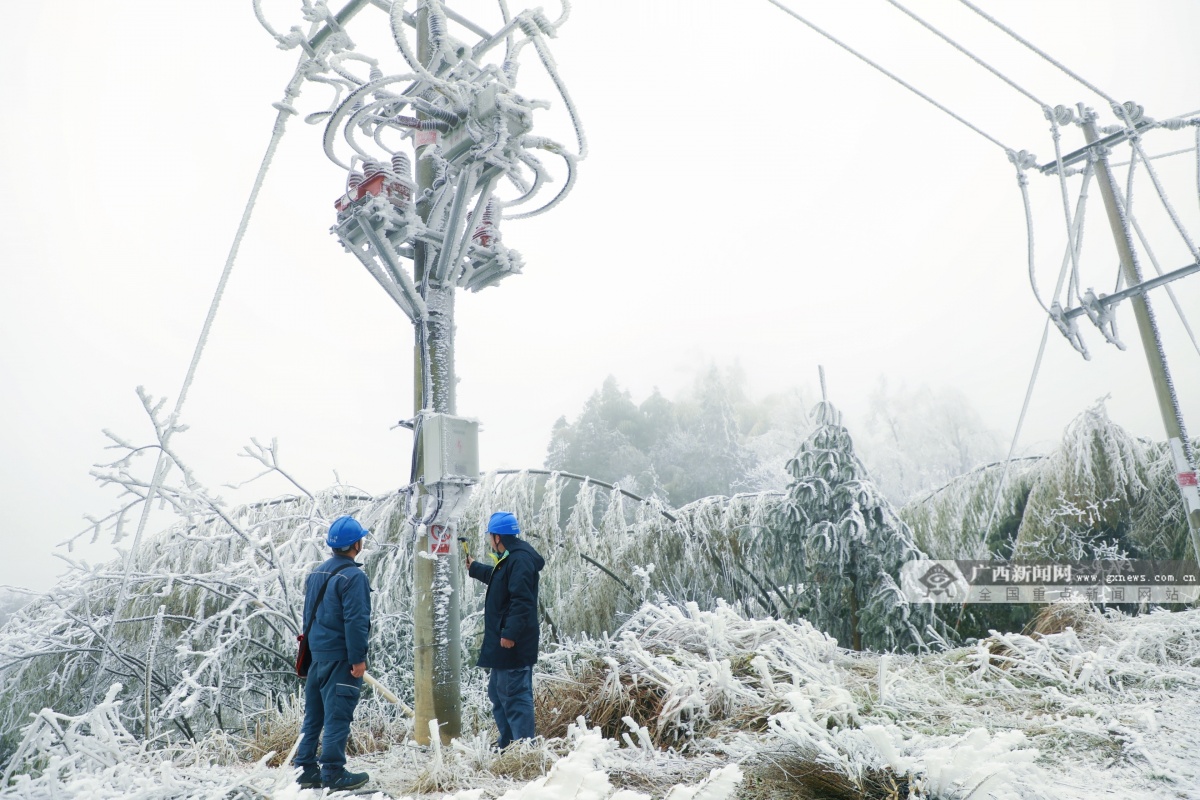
{"left": 1081, "top": 111, "right": 1200, "bottom": 563}
{"left": 410, "top": 2, "right": 462, "bottom": 746}
{"left": 306, "top": 0, "right": 581, "bottom": 745}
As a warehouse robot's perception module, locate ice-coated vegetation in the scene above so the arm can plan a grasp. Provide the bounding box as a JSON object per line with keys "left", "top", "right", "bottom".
{"left": 2, "top": 394, "right": 1198, "bottom": 797}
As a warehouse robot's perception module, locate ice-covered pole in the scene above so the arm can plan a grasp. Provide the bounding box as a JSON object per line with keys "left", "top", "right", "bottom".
{"left": 1082, "top": 112, "right": 1200, "bottom": 563}
{"left": 411, "top": 1, "right": 463, "bottom": 746}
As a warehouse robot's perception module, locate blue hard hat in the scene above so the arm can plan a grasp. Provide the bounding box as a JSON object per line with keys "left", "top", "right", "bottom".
{"left": 487, "top": 511, "right": 520, "bottom": 536}
{"left": 327, "top": 516, "right": 369, "bottom": 548}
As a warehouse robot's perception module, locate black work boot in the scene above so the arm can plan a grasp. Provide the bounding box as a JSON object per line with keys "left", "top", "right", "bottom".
{"left": 295, "top": 764, "right": 321, "bottom": 789}
{"left": 324, "top": 769, "right": 370, "bottom": 792}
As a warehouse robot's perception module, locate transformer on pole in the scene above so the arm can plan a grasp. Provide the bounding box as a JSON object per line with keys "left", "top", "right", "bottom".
{"left": 256, "top": 0, "right": 584, "bottom": 745}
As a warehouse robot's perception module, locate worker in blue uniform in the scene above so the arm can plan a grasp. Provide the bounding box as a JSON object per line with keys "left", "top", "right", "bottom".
{"left": 293, "top": 516, "right": 373, "bottom": 791}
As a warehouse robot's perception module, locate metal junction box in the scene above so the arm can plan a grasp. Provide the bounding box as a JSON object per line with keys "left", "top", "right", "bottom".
{"left": 420, "top": 413, "right": 480, "bottom": 483}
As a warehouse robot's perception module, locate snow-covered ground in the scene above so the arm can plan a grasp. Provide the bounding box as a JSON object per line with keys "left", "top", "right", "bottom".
{"left": 4, "top": 599, "right": 1199, "bottom": 799}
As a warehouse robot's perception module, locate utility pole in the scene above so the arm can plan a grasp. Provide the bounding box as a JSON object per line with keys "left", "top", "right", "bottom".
{"left": 1081, "top": 110, "right": 1200, "bottom": 564}
{"left": 410, "top": 1, "right": 461, "bottom": 746}
{"left": 294, "top": 0, "right": 582, "bottom": 747}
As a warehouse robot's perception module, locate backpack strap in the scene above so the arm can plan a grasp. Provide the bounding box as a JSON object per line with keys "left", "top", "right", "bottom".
{"left": 302, "top": 562, "right": 356, "bottom": 637}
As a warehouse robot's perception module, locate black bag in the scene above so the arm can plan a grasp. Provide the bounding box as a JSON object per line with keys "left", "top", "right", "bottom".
{"left": 296, "top": 563, "right": 354, "bottom": 678}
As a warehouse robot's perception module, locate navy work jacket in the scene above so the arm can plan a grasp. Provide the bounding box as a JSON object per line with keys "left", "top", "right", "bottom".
{"left": 303, "top": 555, "right": 372, "bottom": 664}
{"left": 468, "top": 538, "right": 545, "bottom": 669}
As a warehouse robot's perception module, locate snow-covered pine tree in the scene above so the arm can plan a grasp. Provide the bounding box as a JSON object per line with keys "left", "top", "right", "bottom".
{"left": 775, "top": 399, "right": 931, "bottom": 652}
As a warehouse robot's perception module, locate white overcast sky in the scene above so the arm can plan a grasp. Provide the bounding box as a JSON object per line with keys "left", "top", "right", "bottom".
{"left": 2, "top": 1, "right": 1199, "bottom": 590}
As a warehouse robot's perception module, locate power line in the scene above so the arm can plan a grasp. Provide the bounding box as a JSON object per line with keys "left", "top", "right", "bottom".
{"left": 764, "top": 0, "right": 1015, "bottom": 154}
{"left": 957, "top": 0, "right": 1118, "bottom": 107}
{"left": 882, "top": 0, "right": 1047, "bottom": 109}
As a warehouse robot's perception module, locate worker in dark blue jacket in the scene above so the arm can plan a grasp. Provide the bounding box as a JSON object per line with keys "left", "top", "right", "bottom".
{"left": 293, "top": 516, "right": 373, "bottom": 792}
{"left": 466, "top": 511, "right": 545, "bottom": 749}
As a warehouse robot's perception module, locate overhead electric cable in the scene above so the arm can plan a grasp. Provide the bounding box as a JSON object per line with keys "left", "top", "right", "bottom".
{"left": 981, "top": 318, "right": 1052, "bottom": 546}
{"left": 1111, "top": 146, "right": 1195, "bottom": 168}
{"left": 957, "top": 0, "right": 1118, "bottom": 106}
{"left": 1126, "top": 211, "right": 1200, "bottom": 360}
{"left": 883, "top": 0, "right": 1046, "bottom": 108}
{"left": 1048, "top": 115, "right": 1089, "bottom": 307}
{"left": 765, "top": 0, "right": 1015, "bottom": 154}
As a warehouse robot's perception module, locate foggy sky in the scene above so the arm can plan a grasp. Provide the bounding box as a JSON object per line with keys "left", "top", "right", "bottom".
{"left": 2, "top": 0, "right": 1199, "bottom": 590}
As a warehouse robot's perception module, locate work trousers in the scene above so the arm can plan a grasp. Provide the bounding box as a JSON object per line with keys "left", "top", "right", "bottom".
{"left": 294, "top": 659, "right": 362, "bottom": 781}
{"left": 488, "top": 665, "right": 535, "bottom": 749}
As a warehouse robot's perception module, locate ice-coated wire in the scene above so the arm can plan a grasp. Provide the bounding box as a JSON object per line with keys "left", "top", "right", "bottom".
{"left": 497, "top": 0, "right": 514, "bottom": 60}
{"left": 1014, "top": 163, "right": 1047, "bottom": 314}
{"left": 1110, "top": 146, "right": 1195, "bottom": 168}
{"left": 765, "top": 0, "right": 1014, "bottom": 154}
{"left": 1127, "top": 211, "right": 1200, "bottom": 359}
{"left": 981, "top": 319, "right": 1051, "bottom": 545}
{"left": 525, "top": 23, "right": 588, "bottom": 158}
{"left": 1117, "top": 111, "right": 1200, "bottom": 263}
{"left": 1048, "top": 115, "right": 1088, "bottom": 307}
{"left": 506, "top": 146, "right": 578, "bottom": 219}
{"left": 102, "top": 51, "right": 314, "bottom": 694}
{"left": 957, "top": 0, "right": 1118, "bottom": 106}
{"left": 882, "top": 0, "right": 1046, "bottom": 108}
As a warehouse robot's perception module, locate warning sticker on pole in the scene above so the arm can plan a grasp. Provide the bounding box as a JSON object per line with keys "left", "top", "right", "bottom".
{"left": 429, "top": 524, "right": 453, "bottom": 555}
{"left": 1179, "top": 472, "right": 1199, "bottom": 488}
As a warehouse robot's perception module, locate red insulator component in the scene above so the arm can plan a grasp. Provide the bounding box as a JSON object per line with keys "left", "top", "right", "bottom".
{"left": 473, "top": 200, "right": 498, "bottom": 247}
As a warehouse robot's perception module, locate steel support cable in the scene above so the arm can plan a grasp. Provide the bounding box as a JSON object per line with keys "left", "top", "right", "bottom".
{"left": 882, "top": 0, "right": 1046, "bottom": 108}
{"left": 981, "top": 318, "right": 1052, "bottom": 546}
{"left": 98, "top": 54, "right": 314, "bottom": 705}
{"left": 765, "top": 0, "right": 1015, "bottom": 154}
{"left": 957, "top": 0, "right": 1118, "bottom": 107}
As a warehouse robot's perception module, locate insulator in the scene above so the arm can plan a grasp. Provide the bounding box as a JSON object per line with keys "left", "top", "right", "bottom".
{"left": 347, "top": 171, "right": 365, "bottom": 192}
{"left": 1114, "top": 101, "right": 1144, "bottom": 124}
{"left": 369, "top": 66, "right": 383, "bottom": 82}
{"left": 473, "top": 199, "right": 498, "bottom": 247}
{"left": 412, "top": 98, "right": 461, "bottom": 126}
{"left": 391, "top": 115, "right": 450, "bottom": 132}
{"left": 1050, "top": 105, "right": 1074, "bottom": 126}
{"left": 391, "top": 153, "right": 412, "bottom": 180}
{"left": 363, "top": 160, "right": 384, "bottom": 180}
{"left": 517, "top": 16, "right": 541, "bottom": 38}
{"left": 427, "top": 7, "right": 446, "bottom": 50}
{"left": 530, "top": 9, "right": 555, "bottom": 35}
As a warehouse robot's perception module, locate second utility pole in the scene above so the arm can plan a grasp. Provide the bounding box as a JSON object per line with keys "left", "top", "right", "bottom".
{"left": 1082, "top": 111, "right": 1200, "bottom": 565}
